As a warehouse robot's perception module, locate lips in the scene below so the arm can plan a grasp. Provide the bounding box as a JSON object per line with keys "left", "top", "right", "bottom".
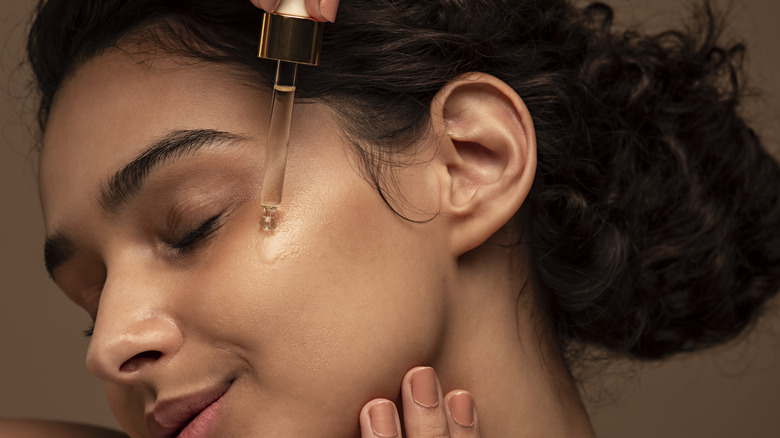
{"left": 147, "top": 382, "right": 231, "bottom": 438}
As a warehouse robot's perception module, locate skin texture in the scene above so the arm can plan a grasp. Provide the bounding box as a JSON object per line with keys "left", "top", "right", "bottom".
{"left": 38, "top": 43, "right": 594, "bottom": 437}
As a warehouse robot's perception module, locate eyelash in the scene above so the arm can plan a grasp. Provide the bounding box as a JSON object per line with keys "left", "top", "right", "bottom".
{"left": 170, "top": 214, "right": 223, "bottom": 253}
{"left": 84, "top": 320, "right": 95, "bottom": 338}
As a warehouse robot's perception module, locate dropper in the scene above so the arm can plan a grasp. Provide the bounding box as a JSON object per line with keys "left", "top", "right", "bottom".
{"left": 257, "top": 0, "right": 324, "bottom": 230}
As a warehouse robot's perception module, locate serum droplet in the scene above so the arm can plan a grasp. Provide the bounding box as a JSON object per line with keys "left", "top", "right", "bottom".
{"left": 262, "top": 206, "right": 277, "bottom": 231}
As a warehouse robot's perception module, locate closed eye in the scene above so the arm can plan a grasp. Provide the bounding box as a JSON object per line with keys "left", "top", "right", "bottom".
{"left": 170, "top": 214, "right": 224, "bottom": 253}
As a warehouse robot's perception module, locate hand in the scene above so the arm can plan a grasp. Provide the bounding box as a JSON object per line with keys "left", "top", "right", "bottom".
{"left": 250, "top": 0, "right": 339, "bottom": 22}
{"left": 360, "top": 367, "right": 479, "bottom": 438}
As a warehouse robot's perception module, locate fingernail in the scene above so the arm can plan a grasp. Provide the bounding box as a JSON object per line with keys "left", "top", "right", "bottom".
{"left": 411, "top": 367, "right": 440, "bottom": 408}
{"left": 271, "top": 0, "right": 283, "bottom": 12}
{"left": 319, "top": 0, "right": 338, "bottom": 22}
{"left": 369, "top": 401, "right": 398, "bottom": 437}
{"left": 449, "top": 391, "right": 475, "bottom": 427}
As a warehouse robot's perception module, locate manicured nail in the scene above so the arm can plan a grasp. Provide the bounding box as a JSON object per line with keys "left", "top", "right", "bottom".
{"left": 449, "top": 391, "right": 475, "bottom": 427}
{"left": 411, "top": 367, "right": 440, "bottom": 408}
{"left": 319, "top": 0, "right": 338, "bottom": 22}
{"left": 369, "top": 401, "right": 398, "bottom": 437}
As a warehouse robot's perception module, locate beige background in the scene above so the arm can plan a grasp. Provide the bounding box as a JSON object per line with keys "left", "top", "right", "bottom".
{"left": 1, "top": 0, "right": 778, "bottom": 436}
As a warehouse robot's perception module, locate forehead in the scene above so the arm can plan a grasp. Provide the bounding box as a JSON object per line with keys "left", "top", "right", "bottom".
{"left": 39, "top": 48, "right": 267, "bottom": 232}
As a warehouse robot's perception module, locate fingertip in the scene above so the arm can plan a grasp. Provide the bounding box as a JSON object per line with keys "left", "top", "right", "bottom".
{"left": 304, "top": 0, "right": 327, "bottom": 22}
{"left": 408, "top": 366, "right": 441, "bottom": 408}
{"left": 252, "top": 0, "right": 280, "bottom": 13}
{"left": 259, "top": 0, "right": 337, "bottom": 22}
{"left": 445, "top": 390, "right": 477, "bottom": 429}
{"left": 403, "top": 365, "right": 434, "bottom": 382}
{"left": 361, "top": 399, "right": 400, "bottom": 438}
{"left": 319, "top": 0, "right": 339, "bottom": 22}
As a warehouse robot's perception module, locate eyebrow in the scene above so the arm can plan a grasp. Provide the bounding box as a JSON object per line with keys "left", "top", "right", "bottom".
{"left": 99, "top": 129, "right": 246, "bottom": 212}
{"left": 43, "top": 129, "right": 247, "bottom": 279}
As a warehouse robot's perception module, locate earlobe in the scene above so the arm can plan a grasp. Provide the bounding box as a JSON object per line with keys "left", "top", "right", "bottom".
{"left": 429, "top": 73, "right": 537, "bottom": 255}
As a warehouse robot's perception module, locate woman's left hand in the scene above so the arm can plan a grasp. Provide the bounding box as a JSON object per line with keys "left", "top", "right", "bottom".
{"left": 360, "top": 367, "right": 479, "bottom": 437}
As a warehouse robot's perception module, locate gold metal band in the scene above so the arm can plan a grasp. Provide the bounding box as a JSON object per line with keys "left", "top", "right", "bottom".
{"left": 258, "top": 12, "right": 324, "bottom": 65}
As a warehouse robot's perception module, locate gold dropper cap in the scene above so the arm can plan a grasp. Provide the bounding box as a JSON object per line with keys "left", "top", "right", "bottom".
{"left": 258, "top": 12, "right": 324, "bottom": 65}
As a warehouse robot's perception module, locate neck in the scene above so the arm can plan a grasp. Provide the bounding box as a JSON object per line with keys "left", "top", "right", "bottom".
{"left": 432, "top": 243, "right": 595, "bottom": 437}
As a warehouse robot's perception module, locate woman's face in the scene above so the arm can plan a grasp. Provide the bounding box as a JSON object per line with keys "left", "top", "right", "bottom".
{"left": 40, "top": 48, "right": 452, "bottom": 437}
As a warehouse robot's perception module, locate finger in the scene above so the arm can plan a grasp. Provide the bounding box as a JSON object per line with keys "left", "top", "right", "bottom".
{"left": 444, "top": 391, "right": 479, "bottom": 438}
{"left": 401, "top": 366, "right": 450, "bottom": 438}
{"left": 304, "top": 0, "right": 339, "bottom": 22}
{"left": 360, "top": 398, "right": 402, "bottom": 438}
{"left": 251, "top": 0, "right": 281, "bottom": 13}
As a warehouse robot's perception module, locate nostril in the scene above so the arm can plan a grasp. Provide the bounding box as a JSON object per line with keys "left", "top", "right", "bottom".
{"left": 120, "top": 350, "right": 163, "bottom": 373}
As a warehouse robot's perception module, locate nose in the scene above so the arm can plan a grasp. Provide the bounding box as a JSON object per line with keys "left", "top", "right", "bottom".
{"left": 86, "top": 276, "right": 183, "bottom": 383}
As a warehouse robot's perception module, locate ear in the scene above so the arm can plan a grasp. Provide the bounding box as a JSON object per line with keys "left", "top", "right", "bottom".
{"left": 429, "top": 73, "right": 537, "bottom": 255}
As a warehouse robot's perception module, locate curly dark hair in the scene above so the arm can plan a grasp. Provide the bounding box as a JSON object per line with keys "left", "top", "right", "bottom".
{"left": 27, "top": 0, "right": 780, "bottom": 361}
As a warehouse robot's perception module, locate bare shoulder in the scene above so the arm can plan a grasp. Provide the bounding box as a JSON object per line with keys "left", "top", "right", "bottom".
{"left": 0, "top": 419, "right": 127, "bottom": 438}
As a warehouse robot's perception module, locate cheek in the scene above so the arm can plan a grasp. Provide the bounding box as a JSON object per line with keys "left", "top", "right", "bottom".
{"left": 185, "top": 171, "right": 447, "bottom": 409}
